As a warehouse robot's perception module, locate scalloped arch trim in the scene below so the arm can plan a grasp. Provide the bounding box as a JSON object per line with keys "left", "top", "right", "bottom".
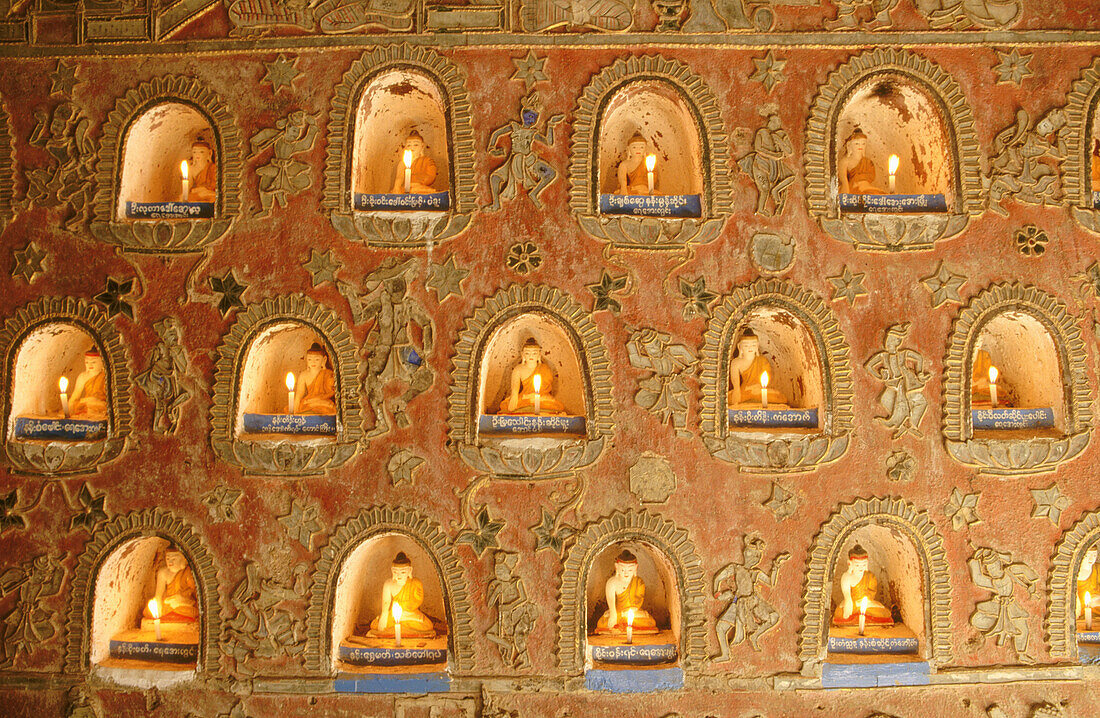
{"left": 1048, "top": 509, "right": 1100, "bottom": 657}
{"left": 1064, "top": 57, "right": 1100, "bottom": 206}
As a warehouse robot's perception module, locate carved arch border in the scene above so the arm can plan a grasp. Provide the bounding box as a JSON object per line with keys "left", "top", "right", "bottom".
{"left": 305, "top": 505, "right": 474, "bottom": 673}
{"left": 1048, "top": 508, "right": 1100, "bottom": 657}
{"left": 0, "top": 93, "right": 12, "bottom": 230}
{"left": 698, "top": 278, "right": 853, "bottom": 472}
{"left": 942, "top": 283, "right": 1091, "bottom": 475}
{"left": 447, "top": 284, "right": 613, "bottom": 478}
{"left": 1065, "top": 57, "right": 1100, "bottom": 233}
{"left": 90, "top": 75, "right": 243, "bottom": 254}
{"left": 64, "top": 508, "right": 221, "bottom": 674}
{"left": 569, "top": 55, "right": 732, "bottom": 250}
{"left": 210, "top": 294, "right": 365, "bottom": 476}
{"left": 323, "top": 44, "right": 476, "bottom": 248}
{"left": 0, "top": 297, "right": 133, "bottom": 476}
{"left": 557, "top": 510, "right": 706, "bottom": 675}
{"left": 799, "top": 496, "right": 951, "bottom": 671}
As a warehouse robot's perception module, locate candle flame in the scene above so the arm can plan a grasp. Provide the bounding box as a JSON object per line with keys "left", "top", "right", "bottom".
{"left": 626, "top": 608, "right": 635, "bottom": 626}
{"left": 148, "top": 599, "right": 160, "bottom": 620}
{"left": 888, "top": 154, "right": 899, "bottom": 175}
{"left": 180, "top": 160, "right": 189, "bottom": 180}
{"left": 58, "top": 376, "right": 68, "bottom": 393}
{"left": 859, "top": 596, "right": 869, "bottom": 615}
{"left": 988, "top": 365, "right": 999, "bottom": 384}
{"left": 403, "top": 149, "right": 413, "bottom": 169}
{"left": 532, "top": 373, "right": 541, "bottom": 394}
{"left": 1087, "top": 591, "right": 1093, "bottom": 608}
{"left": 285, "top": 372, "right": 295, "bottom": 391}
{"left": 760, "top": 371, "right": 769, "bottom": 389}
{"left": 645, "top": 154, "right": 656, "bottom": 172}
{"left": 392, "top": 602, "right": 403, "bottom": 622}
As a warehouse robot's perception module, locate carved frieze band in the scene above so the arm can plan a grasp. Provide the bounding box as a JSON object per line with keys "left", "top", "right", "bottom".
{"left": 556, "top": 509, "right": 706, "bottom": 674}
{"left": 1048, "top": 509, "right": 1100, "bottom": 657}
{"left": 304, "top": 505, "right": 474, "bottom": 673}
{"left": 0, "top": 297, "right": 133, "bottom": 476}
{"left": 90, "top": 74, "right": 243, "bottom": 254}
{"left": 64, "top": 508, "right": 222, "bottom": 674}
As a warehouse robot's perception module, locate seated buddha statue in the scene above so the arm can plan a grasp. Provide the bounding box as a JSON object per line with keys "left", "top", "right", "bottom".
{"left": 390, "top": 130, "right": 438, "bottom": 195}
{"left": 594, "top": 550, "right": 659, "bottom": 635}
{"left": 184, "top": 139, "right": 217, "bottom": 203}
{"left": 68, "top": 349, "right": 108, "bottom": 420}
{"left": 368, "top": 552, "right": 437, "bottom": 638}
{"left": 970, "top": 345, "right": 1017, "bottom": 407}
{"left": 1077, "top": 546, "right": 1100, "bottom": 620}
{"left": 838, "top": 128, "right": 886, "bottom": 195}
{"left": 292, "top": 342, "right": 337, "bottom": 415}
{"left": 727, "top": 330, "right": 788, "bottom": 407}
{"left": 832, "top": 545, "right": 894, "bottom": 628}
{"left": 142, "top": 548, "right": 198, "bottom": 623}
{"left": 615, "top": 132, "right": 657, "bottom": 196}
{"left": 497, "top": 338, "right": 567, "bottom": 416}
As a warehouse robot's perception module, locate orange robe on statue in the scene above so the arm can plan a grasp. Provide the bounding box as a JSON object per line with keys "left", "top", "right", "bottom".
{"left": 297, "top": 368, "right": 336, "bottom": 415}
{"left": 143, "top": 567, "right": 198, "bottom": 623}
{"left": 369, "top": 579, "right": 437, "bottom": 637}
{"left": 73, "top": 372, "right": 107, "bottom": 417}
{"left": 498, "top": 364, "right": 566, "bottom": 415}
{"left": 833, "top": 572, "right": 894, "bottom": 626}
{"left": 620, "top": 160, "right": 652, "bottom": 195}
{"left": 393, "top": 156, "right": 438, "bottom": 194}
{"left": 728, "top": 355, "right": 788, "bottom": 406}
{"left": 595, "top": 576, "right": 659, "bottom": 634}
{"left": 847, "top": 157, "right": 885, "bottom": 195}
{"left": 190, "top": 164, "right": 217, "bottom": 202}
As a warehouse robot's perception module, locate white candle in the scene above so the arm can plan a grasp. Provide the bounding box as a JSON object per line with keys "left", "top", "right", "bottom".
{"left": 403, "top": 149, "right": 413, "bottom": 193}
{"left": 392, "top": 602, "right": 403, "bottom": 647}
{"left": 181, "top": 160, "right": 190, "bottom": 202}
{"left": 888, "top": 154, "right": 899, "bottom": 194}
{"left": 625, "top": 608, "right": 635, "bottom": 645}
{"left": 858, "top": 596, "right": 868, "bottom": 636}
{"left": 645, "top": 154, "right": 656, "bottom": 194}
{"left": 59, "top": 376, "right": 69, "bottom": 419}
{"left": 988, "top": 366, "right": 999, "bottom": 408}
{"left": 532, "top": 372, "right": 541, "bottom": 415}
{"left": 148, "top": 599, "right": 162, "bottom": 641}
{"left": 760, "top": 371, "right": 769, "bottom": 410}
{"left": 1087, "top": 592, "right": 1093, "bottom": 631}
{"left": 286, "top": 372, "right": 296, "bottom": 414}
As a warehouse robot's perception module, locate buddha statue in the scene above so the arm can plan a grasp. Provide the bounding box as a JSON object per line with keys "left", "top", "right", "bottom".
{"left": 291, "top": 342, "right": 337, "bottom": 415}
{"left": 970, "top": 342, "right": 1017, "bottom": 408}
{"left": 142, "top": 548, "right": 198, "bottom": 623}
{"left": 838, "top": 127, "right": 886, "bottom": 195}
{"left": 68, "top": 349, "right": 108, "bottom": 420}
{"left": 832, "top": 545, "right": 894, "bottom": 628}
{"left": 727, "top": 329, "right": 788, "bottom": 408}
{"left": 184, "top": 139, "right": 217, "bottom": 203}
{"left": 615, "top": 132, "right": 657, "bottom": 196}
{"left": 368, "top": 552, "right": 437, "bottom": 639}
{"left": 497, "top": 338, "right": 567, "bottom": 416}
{"left": 390, "top": 130, "right": 438, "bottom": 194}
{"left": 594, "top": 550, "right": 659, "bottom": 635}
{"left": 1091, "top": 138, "right": 1100, "bottom": 189}
{"left": 1077, "top": 546, "right": 1100, "bottom": 620}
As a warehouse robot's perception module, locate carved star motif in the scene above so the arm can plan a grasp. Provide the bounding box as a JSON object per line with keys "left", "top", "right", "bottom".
{"left": 749, "top": 51, "right": 786, "bottom": 93}
{"left": 303, "top": 248, "right": 342, "bottom": 287}
{"left": 456, "top": 506, "right": 505, "bottom": 557}
{"left": 427, "top": 254, "right": 469, "bottom": 302}
{"left": 0, "top": 489, "right": 26, "bottom": 535}
{"left": 511, "top": 51, "right": 549, "bottom": 91}
{"left": 209, "top": 270, "right": 246, "bottom": 317}
{"left": 828, "top": 266, "right": 868, "bottom": 306}
{"left": 944, "top": 488, "right": 981, "bottom": 530}
{"left": 763, "top": 481, "right": 798, "bottom": 521}
{"left": 263, "top": 54, "right": 301, "bottom": 93}
{"left": 992, "top": 49, "right": 1034, "bottom": 86}
{"left": 679, "top": 276, "right": 717, "bottom": 320}
{"left": 1031, "top": 483, "right": 1071, "bottom": 525}
{"left": 202, "top": 486, "right": 243, "bottom": 524}
{"left": 920, "top": 261, "right": 967, "bottom": 308}
{"left": 278, "top": 499, "right": 324, "bottom": 551}
{"left": 12, "top": 241, "right": 48, "bottom": 283}
{"left": 387, "top": 447, "right": 425, "bottom": 486}
{"left": 588, "top": 270, "right": 628, "bottom": 314}
{"left": 69, "top": 483, "right": 108, "bottom": 534}
{"left": 50, "top": 61, "right": 78, "bottom": 96}
{"left": 94, "top": 276, "right": 135, "bottom": 320}
{"left": 530, "top": 507, "right": 576, "bottom": 555}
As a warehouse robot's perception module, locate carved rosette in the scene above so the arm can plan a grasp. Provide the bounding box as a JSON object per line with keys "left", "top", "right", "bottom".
{"left": 323, "top": 45, "right": 475, "bottom": 248}
{"left": 943, "top": 283, "right": 1092, "bottom": 475}
{"left": 556, "top": 510, "right": 706, "bottom": 674}
{"left": 65, "top": 508, "right": 222, "bottom": 673}
{"left": 90, "top": 75, "right": 243, "bottom": 254}
{"left": 799, "top": 497, "right": 952, "bottom": 673}
{"left": 699, "top": 279, "right": 853, "bottom": 473}
{"left": 0, "top": 297, "right": 133, "bottom": 476}
{"left": 805, "top": 48, "right": 983, "bottom": 252}
{"left": 570, "top": 55, "right": 732, "bottom": 251}
{"left": 304, "top": 506, "right": 474, "bottom": 673}
{"left": 1048, "top": 509, "right": 1100, "bottom": 658}
{"left": 0, "top": 93, "right": 12, "bottom": 232}
{"left": 1064, "top": 57, "right": 1100, "bottom": 234}
{"left": 447, "top": 284, "right": 613, "bottom": 479}
{"left": 210, "top": 294, "right": 365, "bottom": 476}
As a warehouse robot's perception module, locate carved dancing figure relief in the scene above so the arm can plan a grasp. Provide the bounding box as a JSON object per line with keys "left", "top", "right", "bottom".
{"left": 486, "top": 551, "right": 538, "bottom": 670}
{"left": 711, "top": 533, "right": 788, "bottom": 660}
{"left": 968, "top": 547, "right": 1038, "bottom": 660}
{"left": 135, "top": 318, "right": 192, "bottom": 435}
{"left": 823, "top": 0, "right": 1021, "bottom": 30}
{"left": 223, "top": 560, "right": 310, "bottom": 672}
{"left": 26, "top": 102, "right": 95, "bottom": 231}
{"left": 486, "top": 92, "right": 564, "bottom": 212}
{"left": 520, "top": 0, "right": 633, "bottom": 32}
{"left": 738, "top": 106, "right": 794, "bottom": 217}
{"left": 250, "top": 110, "right": 320, "bottom": 217}
{"left": 626, "top": 328, "right": 696, "bottom": 437}
{"left": 987, "top": 107, "right": 1068, "bottom": 216}
{"left": 0, "top": 552, "right": 64, "bottom": 667}
{"left": 865, "top": 323, "right": 930, "bottom": 439}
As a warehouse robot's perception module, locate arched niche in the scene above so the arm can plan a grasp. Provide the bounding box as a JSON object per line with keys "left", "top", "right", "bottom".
{"left": 570, "top": 55, "right": 732, "bottom": 250}
{"left": 806, "top": 48, "right": 982, "bottom": 252}
{"left": 943, "top": 284, "right": 1091, "bottom": 475}
{"left": 0, "top": 298, "right": 133, "bottom": 476}
{"left": 1048, "top": 509, "right": 1100, "bottom": 659}
{"left": 799, "top": 497, "right": 951, "bottom": 674}
{"left": 210, "top": 295, "right": 365, "bottom": 477}
{"left": 324, "top": 45, "right": 475, "bottom": 248}
{"left": 557, "top": 510, "right": 706, "bottom": 675}
{"left": 1064, "top": 58, "right": 1100, "bottom": 233}
{"left": 699, "top": 279, "right": 852, "bottom": 473}
{"left": 91, "top": 75, "right": 242, "bottom": 255}
{"left": 305, "top": 506, "right": 473, "bottom": 674}
{"left": 447, "top": 285, "right": 613, "bottom": 479}
{"left": 65, "top": 509, "right": 220, "bottom": 679}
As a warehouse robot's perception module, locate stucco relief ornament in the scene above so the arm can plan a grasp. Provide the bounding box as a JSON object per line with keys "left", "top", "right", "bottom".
{"left": 865, "top": 323, "right": 930, "bottom": 439}
{"left": 628, "top": 453, "right": 677, "bottom": 504}
{"left": 968, "top": 547, "right": 1038, "bottom": 661}
{"left": 921, "top": 261, "right": 967, "bottom": 308}
{"left": 302, "top": 248, "right": 342, "bottom": 288}
{"left": 250, "top": 110, "right": 320, "bottom": 217}
{"left": 202, "top": 486, "right": 243, "bottom": 523}
{"left": 487, "top": 551, "right": 538, "bottom": 670}
{"left": 387, "top": 446, "right": 425, "bottom": 486}
{"left": 25, "top": 100, "right": 95, "bottom": 232}
{"left": 426, "top": 254, "right": 469, "bottom": 302}
{"left": 711, "top": 533, "right": 789, "bottom": 660}
{"left": 262, "top": 54, "right": 301, "bottom": 93}
{"left": 223, "top": 559, "right": 310, "bottom": 673}
{"left": 588, "top": 270, "right": 629, "bottom": 314}
{"left": 993, "top": 49, "right": 1034, "bottom": 86}
{"left": 750, "top": 232, "right": 795, "bottom": 275}
{"left": 0, "top": 552, "right": 65, "bottom": 667}
{"left": 11, "top": 242, "right": 48, "bottom": 284}
{"left": 486, "top": 92, "right": 563, "bottom": 212}
{"left": 828, "top": 266, "right": 869, "bottom": 307}
{"left": 627, "top": 328, "right": 696, "bottom": 437}
{"left": 738, "top": 105, "right": 794, "bottom": 217}
{"left": 986, "top": 107, "right": 1068, "bottom": 216}
{"left": 135, "top": 317, "right": 192, "bottom": 435}
{"left": 763, "top": 480, "right": 799, "bottom": 520}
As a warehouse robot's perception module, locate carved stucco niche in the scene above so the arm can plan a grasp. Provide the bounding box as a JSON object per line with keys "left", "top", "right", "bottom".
{"left": 1048, "top": 509, "right": 1100, "bottom": 659}
{"left": 557, "top": 510, "right": 706, "bottom": 675}
{"left": 0, "top": 297, "right": 133, "bottom": 476}
{"left": 448, "top": 284, "right": 613, "bottom": 478}
{"left": 324, "top": 45, "right": 475, "bottom": 249}
{"left": 210, "top": 295, "right": 364, "bottom": 476}
{"left": 569, "top": 55, "right": 732, "bottom": 251}
{"left": 1064, "top": 57, "right": 1100, "bottom": 234}
{"left": 0, "top": 93, "right": 12, "bottom": 232}
{"left": 90, "top": 75, "right": 243, "bottom": 254}
{"left": 805, "top": 48, "right": 983, "bottom": 252}
{"left": 699, "top": 279, "right": 853, "bottom": 473}
{"left": 305, "top": 506, "right": 474, "bottom": 673}
{"left": 65, "top": 509, "right": 221, "bottom": 676}
{"left": 943, "top": 283, "right": 1091, "bottom": 475}
{"left": 799, "top": 497, "right": 951, "bottom": 674}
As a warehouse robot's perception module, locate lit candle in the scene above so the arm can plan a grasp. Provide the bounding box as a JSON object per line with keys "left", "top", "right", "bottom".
{"left": 403, "top": 149, "right": 413, "bottom": 194}
{"left": 532, "top": 372, "right": 541, "bottom": 415}
{"left": 286, "top": 372, "right": 296, "bottom": 414}
{"left": 858, "top": 596, "right": 868, "bottom": 636}
{"left": 1087, "top": 592, "right": 1093, "bottom": 631}
{"left": 180, "top": 160, "right": 190, "bottom": 202}
{"left": 988, "top": 365, "right": 999, "bottom": 408}
{"left": 888, "top": 154, "right": 899, "bottom": 194}
{"left": 392, "top": 602, "right": 403, "bottom": 647}
{"left": 760, "top": 371, "right": 769, "bottom": 410}
{"left": 645, "top": 154, "right": 656, "bottom": 194}
{"left": 625, "top": 608, "right": 635, "bottom": 645}
{"left": 148, "top": 599, "right": 162, "bottom": 641}
{"left": 59, "top": 376, "right": 69, "bottom": 419}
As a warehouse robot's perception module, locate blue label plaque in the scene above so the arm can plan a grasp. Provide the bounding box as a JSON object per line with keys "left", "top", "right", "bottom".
{"left": 125, "top": 201, "right": 215, "bottom": 219}
{"left": 13, "top": 416, "right": 107, "bottom": 440}
{"left": 822, "top": 659, "right": 930, "bottom": 688}
{"left": 972, "top": 407, "right": 1054, "bottom": 430}
{"left": 1076, "top": 629, "right": 1100, "bottom": 644}
{"left": 338, "top": 644, "right": 447, "bottom": 667}
{"left": 242, "top": 413, "right": 337, "bottom": 435}
{"left": 585, "top": 666, "right": 684, "bottom": 693}
{"left": 839, "top": 193, "right": 947, "bottom": 213}
{"left": 353, "top": 192, "right": 450, "bottom": 211}
{"left": 827, "top": 634, "right": 919, "bottom": 654}
{"left": 335, "top": 671, "right": 450, "bottom": 694}
{"left": 599, "top": 193, "right": 702, "bottom": 218}
{"left": 590, "top": 642, "right": 678, "bottom": 665}
{"left": 728, "top": 407, "right": 818, "bottom": 429}
{"left": 478, "top": 414, "right": 587, "bottom": 436}
{"left": 109, "top": 638, "right": 199, "bottom": 664}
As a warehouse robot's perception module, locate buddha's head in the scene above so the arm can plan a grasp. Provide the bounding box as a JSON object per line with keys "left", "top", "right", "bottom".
{"left": 305, "top": 342, "right": 328, "bottom": 371}
{"left": 83, "top": 348, "right": 105, "bottom": 375}
{"left": 403, "top": 130, "right": 426, "bottom": 160}
{"left": 520, "top": 338, "right": 541, "bottom": 368}
{"left": 845, "top": 127, "right": 868, "bottom": 158}
{"left": 846, "top": 545, "right": 870, "bottom": 579}
{"left": 613, "top": 550, "right": 638, "bottom": 581}
{"left": 165, "top": 549, "right": 187, "bottom": 574}
{"left": 189, "top": 139, "right": 214, "bottom": 176}
{"left": 391, "top": 552, "right": 413, "bottom": 584}
{"left": 625, "top": 132, "right": 647, "bottom": 161}
{"left": 735, "top": 329, "right": 760, "bottom": 363}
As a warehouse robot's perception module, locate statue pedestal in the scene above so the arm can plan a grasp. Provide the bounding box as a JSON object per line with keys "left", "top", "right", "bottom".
{"left": 587, "top": 631, "right": 678, "bottom": 665}
{"left": 353, "top": 192, "right": 450, "bottom": 212}
{"left": 1078, "top": 622, "right": 1100, "bottom": 664}
{"left": 728, "top": 407, "right": 819, "bottom": 429}
{"left": 839, "top": 193, "right": 947, "bottom": 213}
{"left": 821, "top": 653, "right": 929, "bottom": 688}
{"left": 599, "top": 193, "right": 702, "bottom": 218}
{"left": 13, "top": 416, "right": 107, "bottom": 441}
{"left": 106, "top": 625, "right": 200, "bottom": 667}
{"left": 335, "top": 633, "right": 449, "bottom": 694}
{"left": 584, "top": 631, "right": 681, "bottom": 692}
{"left": 478, "top": 414, "right": 587, "bottom": 436}
{"left": 241, "top": 413, "right": 337, "bottom": 435}
{"left": 125, "top": 201, "right": 215, "bottom": 219}
{"left": 971, "top": 407, "right": 1054, "bottom": 430}
{"left": 827, "top": 624, "right": 918, "bottom": 655}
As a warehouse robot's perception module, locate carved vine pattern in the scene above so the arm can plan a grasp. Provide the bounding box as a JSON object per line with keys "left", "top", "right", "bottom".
{"left": 1048, "top": 508, "right": 1100, "bottom": 658}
